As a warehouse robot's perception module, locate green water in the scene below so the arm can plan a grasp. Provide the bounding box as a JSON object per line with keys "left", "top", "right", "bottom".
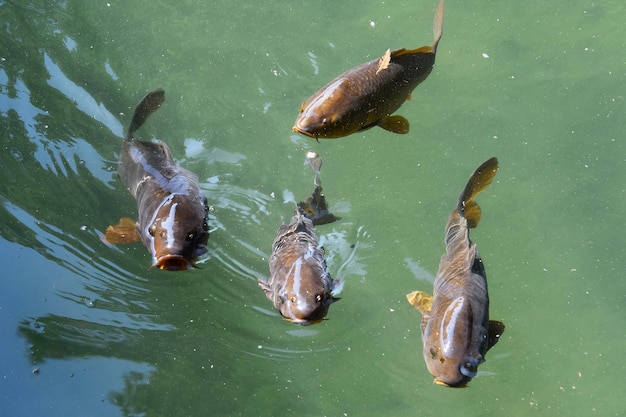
{"left": 1, "top": 0, "right": 625, "bottom": 416}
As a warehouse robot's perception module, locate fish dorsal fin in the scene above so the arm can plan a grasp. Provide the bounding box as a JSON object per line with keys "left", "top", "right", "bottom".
{"left": 432, "top": 0, "right": 445, "bottom": 52}
{"left": 128, "top": 88, "right": 165, "bottom": 138}
{"left": 464, "top": 200, "right": 482, "bottom": 229}
{"left": 378, "top": 115, "right": 409, "bottom": 134}
{"left": 376, "top": 49, "right": 392, "bottom": 74}
{"left": 406, "top": 290, "right": 433, "bottom": 313}
{"left": 390, "top": 46, "right": 433, "bottom": 59}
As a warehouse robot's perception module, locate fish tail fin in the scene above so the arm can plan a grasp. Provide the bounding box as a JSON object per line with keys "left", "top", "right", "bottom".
{"left": 457, "top": 157, "right": 498, "bottom": 228}
{"left": 297, "top": 151, "right": 340, "bottom": 226}
{"left": 127, "top": 88, "right": 166, "bottom": 138}
{"left": 431, "top": 0, "right": 445, "bottom": 52}
{"left": 305, "top": 150, "right": 322, "bottom": 187}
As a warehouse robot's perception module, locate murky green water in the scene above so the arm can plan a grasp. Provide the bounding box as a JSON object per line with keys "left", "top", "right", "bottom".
{"left": 1, "top": 0, "right": 625, "bottom": 416}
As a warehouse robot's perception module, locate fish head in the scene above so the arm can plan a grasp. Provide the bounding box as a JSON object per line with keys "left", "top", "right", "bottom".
{"left": 272, "top": 256, "right": 338, "bottom": 326}
{"left": 293, "top": 78, "right": 364, "bottom": 139}
{"left": 146, "top": 194, "right": 210, "bottom": 271}
{"left": 422, "top": 296, "right": 487, "bottom": 387}
{"left": 277, "top": 284, "right": 338, "bottom": 326}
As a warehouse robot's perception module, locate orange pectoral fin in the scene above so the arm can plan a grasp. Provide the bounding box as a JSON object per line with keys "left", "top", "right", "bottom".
{"left": 378, "top": 115, "right": 409, "bottom": 134}
{"left": 406, "top": 290, "right": 433, "bottom": 313}
{"left": 104, "top": 217, "right": 140, "bottom": 244}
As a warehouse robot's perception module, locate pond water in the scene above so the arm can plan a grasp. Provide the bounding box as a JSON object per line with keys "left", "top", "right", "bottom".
{"left": 1, "top": 0, "right": 625, "bottom": 416}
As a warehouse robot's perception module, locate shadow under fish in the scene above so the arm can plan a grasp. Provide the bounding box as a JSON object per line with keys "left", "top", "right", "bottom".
{"left": 293, "top": 0, "right": 445, "bottom": 139}
{"left": 406, "top": 157, "right": 505, "bottom": 387}
{"left": 104, "top": 89, "right": 210, "bottom": 271}
{"left": 258, "top": 151, "right": 340, "bottom": 325}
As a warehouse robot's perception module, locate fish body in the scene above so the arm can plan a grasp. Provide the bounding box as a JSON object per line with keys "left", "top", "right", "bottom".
{"left": 258, "top": 151, "right": 340, "bottom": 325}
{"left": 293, "top": 0, "right": 444, "bottom": 139}
{"left": 105, "top": 89, "right": 209, "bottom": 271}
{"left": 406, "top": 157, "right": 504, "bottom": 387}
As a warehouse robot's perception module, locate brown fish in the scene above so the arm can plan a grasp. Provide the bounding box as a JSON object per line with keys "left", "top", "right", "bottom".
{"left": 406, "top": 157, "right": 505, "bottom": 387}
{"left": 258, "top": 151, "right": 340, "bottom": 325}
{"left": 293, "top": 0, "right": 444, "bottom": 139}
{"left": 104, "top": 89, "right": 210, "bottom": 271}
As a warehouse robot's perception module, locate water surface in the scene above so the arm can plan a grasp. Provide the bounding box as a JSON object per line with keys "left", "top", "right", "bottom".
{"left": 1, "top": 0, "right": 625, "bottom": 416}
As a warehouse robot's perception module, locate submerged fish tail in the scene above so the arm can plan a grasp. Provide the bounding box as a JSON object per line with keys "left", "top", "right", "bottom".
{"left": 127, "top": 88, "right": 165, "bottom": 138}
{"left": 297, "top": 151, "right": 340, "bottom": 226}
{"left": 458, "top": 157, "right": 498, "bottom": 228}
{"left": 306, "top": 150, "right": 322, "bottom": 187}
{"left": 431, "top": 0, "right": 445, "bottom": 52}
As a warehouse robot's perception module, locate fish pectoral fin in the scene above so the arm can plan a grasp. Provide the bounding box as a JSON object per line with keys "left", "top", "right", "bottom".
{"left": 378, "top": 115, "right": 409, "bottom": 134}
{"left": 487, "top": 320, "right": 505, "bottom": 351}
{"left": 406, "top": 290, "right": 433, "bottom": 313}
{"left": 103, "top": 217, "right": 140, "bottom": 244}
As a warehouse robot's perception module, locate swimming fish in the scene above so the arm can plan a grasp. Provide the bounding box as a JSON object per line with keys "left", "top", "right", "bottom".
{"left": 406, "top": 157, "right": 505, "bottom": 387}
{"left": 293, "top": 0, "right": 444, "bottom": 139}
{"left": 258, "top": 151, "right": 340, "bottom": 325}
{"left": 104, "top": 88, "right": 210, "bottom": 271}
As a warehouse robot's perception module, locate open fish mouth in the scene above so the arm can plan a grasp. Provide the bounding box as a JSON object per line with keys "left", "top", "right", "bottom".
{"left": 153, "top": 255, "right": 195, "bottom": 271}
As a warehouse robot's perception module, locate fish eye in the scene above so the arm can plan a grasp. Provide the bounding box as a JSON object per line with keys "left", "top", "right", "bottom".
{"left": 148, "top": 225, "right": 156, "bottom": 237}
{"left": 290, "top": 296, "right": 296, "bottom": 303}
{"left": 202, "top": 222, "right": 209, "bottom": 232}
{"left": 429, "top": 347, "right": 437, "bottom": 359}
{"left": 186, "top": 232, "right": 195, "bottom": 241}
{"left": 315, "top": 294, "right": 322, "bottom": 303}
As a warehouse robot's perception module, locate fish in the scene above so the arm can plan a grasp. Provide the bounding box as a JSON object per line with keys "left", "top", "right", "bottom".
{"left": 406, "top": 157, "right": 505, "bottom": 387}
{"left": 258, "top": 151, "right": 340, "bottom": 325}
{"left": 293, "top": 0, "right": 444, "bottom": 139}
{"left": 104, "top": 88, "right": 210, "bottom": 271}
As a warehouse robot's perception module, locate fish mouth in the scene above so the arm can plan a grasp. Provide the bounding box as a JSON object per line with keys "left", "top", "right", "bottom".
{"left": 433, "top": 377, "right": 470, "bottom": 388}
{"left": 285, "top": 317, "right": 325, "bottom": 326}
{"left": 292, "top": 124, "right": 317, "bottom": 139}
{"left": 153, "top": 255, "right": 195, "bottom": 271}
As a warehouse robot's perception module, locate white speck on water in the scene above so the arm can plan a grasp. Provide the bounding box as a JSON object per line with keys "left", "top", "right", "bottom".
{"left": 482, "top": 52, "right": 489, "bottom": 58}
{"left": 369, "top": 20, "right": 376, "bottom": 28}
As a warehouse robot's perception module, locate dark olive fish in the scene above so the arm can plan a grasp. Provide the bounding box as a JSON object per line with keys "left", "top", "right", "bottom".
{"left": 293, "top": 0, "right": 444, "bottom": 139}
{"left": 406, "top": 157, "right": 505, "bottom": 387}
{"left": 258, "top": 151, "right": 340, "bottom": 325}
{"left": 104, "top": 89, "right": 209, "bottom": 271}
